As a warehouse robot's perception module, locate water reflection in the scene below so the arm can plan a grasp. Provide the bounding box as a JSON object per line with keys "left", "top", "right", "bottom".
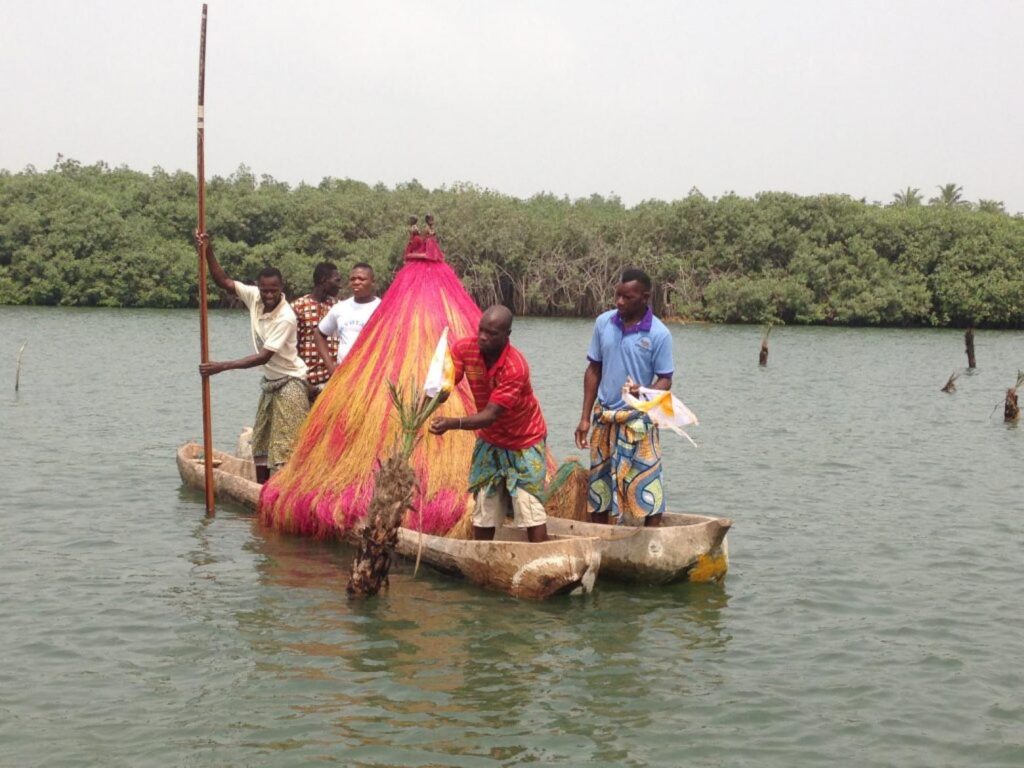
{"left": 225, "top": 515, "right": 731, "bottom": 763}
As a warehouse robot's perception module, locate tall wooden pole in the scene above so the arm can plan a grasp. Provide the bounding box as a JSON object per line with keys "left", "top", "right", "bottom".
{"left": 197, "top": 4, "right": 215, "bottom": 516}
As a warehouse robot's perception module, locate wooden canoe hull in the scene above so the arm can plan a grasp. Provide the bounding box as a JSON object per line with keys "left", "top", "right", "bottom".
{"left": 395, "top": 528, "right": 600, "bottom": 599}
{"left": 176, "top": 442, "right": 601, "bottom": 600}
{"left": 176, "top": 442, "right": 260, "bottom": 509}
{"left": 545, "top": 513, "right": 731, "bottom": 585}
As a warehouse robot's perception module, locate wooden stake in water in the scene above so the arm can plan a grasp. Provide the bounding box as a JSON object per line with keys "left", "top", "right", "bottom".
{"left": 14, "top": 340, "right": 27, "bottom": 392}
{"left": 196, "top": 4, "right": 216, "bottom": 516}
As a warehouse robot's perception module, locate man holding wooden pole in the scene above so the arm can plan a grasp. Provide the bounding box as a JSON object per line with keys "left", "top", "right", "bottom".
{"left": 195, "top": 232, "right": 309, "bottom": 483}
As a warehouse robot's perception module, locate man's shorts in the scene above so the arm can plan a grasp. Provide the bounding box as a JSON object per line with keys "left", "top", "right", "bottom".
{"left": 472, "top": 485, "right": 547, "bottom": 529}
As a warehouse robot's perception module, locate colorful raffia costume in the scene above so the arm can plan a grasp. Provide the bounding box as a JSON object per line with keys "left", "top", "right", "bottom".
{"left": 259, "top": 228, "right": 482, "bottom": 537}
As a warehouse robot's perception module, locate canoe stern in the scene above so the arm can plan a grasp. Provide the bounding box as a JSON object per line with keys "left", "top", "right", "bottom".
{"left": 545, "top": 513, "right": 732, "bottom": 585}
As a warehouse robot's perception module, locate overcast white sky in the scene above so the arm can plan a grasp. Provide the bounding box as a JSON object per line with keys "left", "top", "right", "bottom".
{"left": 2, "top": 0, "right": 1021, "bottom": 210}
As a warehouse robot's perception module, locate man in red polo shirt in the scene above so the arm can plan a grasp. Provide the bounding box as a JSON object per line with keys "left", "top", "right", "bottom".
{"left": 429, "top": 305, "right": 549, "bottom": 543}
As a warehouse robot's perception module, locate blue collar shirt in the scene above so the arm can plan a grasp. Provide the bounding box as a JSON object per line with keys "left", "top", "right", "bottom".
{"left": 586, "top": 307, "right": 675, "bottom": 410}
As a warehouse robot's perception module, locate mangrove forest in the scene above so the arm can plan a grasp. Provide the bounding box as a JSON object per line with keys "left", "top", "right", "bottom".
{"left": 1, "top": 158, "right": 1022, "bottom": 327}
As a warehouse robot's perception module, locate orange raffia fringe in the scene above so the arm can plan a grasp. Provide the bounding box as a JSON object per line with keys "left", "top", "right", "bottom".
{"left": 259, "top": 253, "right": 482, "bottom": 537}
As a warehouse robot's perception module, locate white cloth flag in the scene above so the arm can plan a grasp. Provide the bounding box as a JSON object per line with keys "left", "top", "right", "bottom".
{"left": 423, "top": 327, "right": 455, "bottom": 398}
{"left": 622, "top": 386, "right": 700, "bottom": 446}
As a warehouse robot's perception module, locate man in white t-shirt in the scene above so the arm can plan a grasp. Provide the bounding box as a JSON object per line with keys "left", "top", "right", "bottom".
{"left": 195, "top": 232, "right": 309, "bottom": 483}
{"left": 314, "top": 263, "right": 381, "bottom": 376}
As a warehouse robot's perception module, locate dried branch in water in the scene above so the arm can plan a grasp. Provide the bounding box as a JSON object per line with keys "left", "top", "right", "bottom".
{"left": 941, "top": 370, "right": 959, "bottom": 393}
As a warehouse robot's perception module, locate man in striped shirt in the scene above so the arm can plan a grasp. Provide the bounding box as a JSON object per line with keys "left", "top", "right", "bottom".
{"left": 429, "top": 305, "right": 549, "bottom": 542}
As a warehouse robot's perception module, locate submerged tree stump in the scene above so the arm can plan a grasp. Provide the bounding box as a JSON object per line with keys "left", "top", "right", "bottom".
{"left": 347, "top": 452, "right": 415, "bottom": 598}
{"left": 1005, "top": 389, "right": 1019, "bottom": 422}
{"left": 965, "top": 327, "right": 976, "bottom": 369}
{"left": 1003, "top": 372, "right": 1024, "bottom": 422}
{"left": 941, "top": 371, "right": 959, "bottom": 393}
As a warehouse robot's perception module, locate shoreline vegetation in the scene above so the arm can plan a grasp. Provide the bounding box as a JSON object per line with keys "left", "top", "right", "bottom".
{"left": 1, "top": 159, "right": 1022, "bottom": 328}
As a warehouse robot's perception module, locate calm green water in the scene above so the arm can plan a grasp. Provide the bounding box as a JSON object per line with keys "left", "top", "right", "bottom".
{"left": 1, "top": 306, "right": 1022, "bottom": 767}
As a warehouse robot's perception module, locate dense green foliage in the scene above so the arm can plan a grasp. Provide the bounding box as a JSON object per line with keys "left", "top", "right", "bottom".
{"left": 2, "top": 159, "right": 1022, "bottom": 326}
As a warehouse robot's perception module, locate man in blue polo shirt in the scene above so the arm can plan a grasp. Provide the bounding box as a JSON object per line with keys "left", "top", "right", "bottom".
{"left": 574, "top": 268, "right": 675, "bottom": 527}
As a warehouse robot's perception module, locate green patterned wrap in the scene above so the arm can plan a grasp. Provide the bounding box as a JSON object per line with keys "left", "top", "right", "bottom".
{"left": 252, "top": 376, "right": 310, "bottom": 470}
{"left": 467, "top": 438, "right": 547, "bottom": 498}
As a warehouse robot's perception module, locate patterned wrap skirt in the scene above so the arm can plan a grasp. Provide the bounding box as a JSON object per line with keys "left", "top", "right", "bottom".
{"left": 467, "top": 439, "right": 547, "bottom": 498}
{"left": 252, "top": 376, "right": 309, "bottom": 469}
{"left": 588, "top": 403, "right": 665, "bottom": 523}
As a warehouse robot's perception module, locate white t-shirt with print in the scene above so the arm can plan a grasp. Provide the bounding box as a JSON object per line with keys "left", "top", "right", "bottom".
{"left": 234, "top": 283, "right": 308, "bottom": 381}
{"left": 318, "top": 296, "right": 381, "bottom": 363}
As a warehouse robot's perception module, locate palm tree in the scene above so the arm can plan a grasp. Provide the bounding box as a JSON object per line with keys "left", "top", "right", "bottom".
{"left": 892, "top": 186, "right": 922, "bottom": 207}
{"left": 977, "top": 199, "right": 1006, "bottom": 215}
{"left": 929, "top": 183, "right": 967, "bottom": 208}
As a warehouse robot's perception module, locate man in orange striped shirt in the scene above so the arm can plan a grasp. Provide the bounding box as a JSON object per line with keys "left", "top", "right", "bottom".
{"left": 429, "top": 305, "right": 549, "bottom": 542}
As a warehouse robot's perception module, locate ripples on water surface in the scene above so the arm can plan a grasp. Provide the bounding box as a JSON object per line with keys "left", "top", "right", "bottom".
{"left": 1, "top": 307, "right": 1022, "bottom": 767}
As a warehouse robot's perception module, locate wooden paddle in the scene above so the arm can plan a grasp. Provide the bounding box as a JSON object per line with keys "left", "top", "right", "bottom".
{"left": 196, "top": 4, "right": 215, "bottom": 515}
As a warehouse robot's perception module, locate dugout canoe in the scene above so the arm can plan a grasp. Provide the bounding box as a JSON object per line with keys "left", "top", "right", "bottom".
{"left": 544, "top": 514, "right": 731, "bottom": 585}
{"left": 176, "top": 442, "right": 602, "bottom": 599}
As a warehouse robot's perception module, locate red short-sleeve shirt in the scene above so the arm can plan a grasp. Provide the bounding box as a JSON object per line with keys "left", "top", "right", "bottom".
{"left": 451, "top": 337, "right": 547, "bottom": 450}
